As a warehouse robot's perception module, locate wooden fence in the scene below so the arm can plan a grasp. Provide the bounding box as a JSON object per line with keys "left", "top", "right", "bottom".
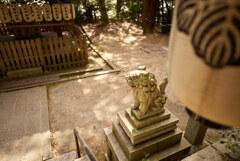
{"left": 0, "top": 35, "right": 88, "bottom": 77}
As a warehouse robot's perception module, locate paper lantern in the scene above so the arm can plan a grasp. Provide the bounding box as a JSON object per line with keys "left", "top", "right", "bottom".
{"left": 52, "top": 4, "right": 62, "bottom": 21}
{"left": 62, "top": 4, "right": 72, "bottom": 21}
{"left": 71, "top": 4, "right": 75, "bottom": 20}
{"left": 169, "top": 0, "right": 240, "bottom": 127}
{"left": 0, "top": 4, "right": 11, "bottom": 24}
{"left": 9, "top": 4, "right": 23, "bottom": 23}
{"left": 21, "top": 4, "right": 34, "bottom": 22}
{"left": 42, "top": 4, "right": 53, "bottom": 22}
{"left": 32, "top": 4, "right": 43, "bottom": 22}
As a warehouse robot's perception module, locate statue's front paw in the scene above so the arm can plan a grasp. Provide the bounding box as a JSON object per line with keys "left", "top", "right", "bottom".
{"left": 151, "top": 106, "right": 161, "bottom": 111}
{"left": 136, "top": 111, "right": 142, "bottom": 118}
{"left": 131, "top": 104, "right": 138, "bottom": 110}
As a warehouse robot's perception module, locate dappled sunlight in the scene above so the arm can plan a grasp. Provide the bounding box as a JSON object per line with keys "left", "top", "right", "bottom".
{"left": 83, "top": 88, "right": 92, "bottom": 95}
{"left": 0, "top": 131, "right": 51, "bottom": 161}
{"left": 92, "top": 74, "right": 108, "bottom": 80}
{"left": 123, "top": 36, "right": 137, "bottom": 43}
{"left": 104, "top": 52, "right": 113, "bottom": 59}
{"left": 121, "top": 94, "right": 132, "bottom": 104}
{"left": 77, "top": 79, "right": 82, "bottom": 83}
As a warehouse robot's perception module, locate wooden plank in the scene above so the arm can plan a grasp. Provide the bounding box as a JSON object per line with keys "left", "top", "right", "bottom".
{"left": 69, "top": 37, "right": 76, "bottom": 68}
{"left": 4, "top": 42, "right": 16, "bottom": 70}
{"left": 25, "top": 40, "right": 36, "bottom": 67}
{"left": 20, "top": 40, "right": 31, "bottom": 68}
{"left": 53, "top": 37, "right": 62, "bottom": 69}
{"left": 10, "top": 41, "right": 21, "bottom": 69}
{"left": 15, "top": 40, "right": 26, "bottom": 69}
{"left": 79, "top": 35, "right": 85, "bottom": 66}
{"left": 0, "top": 42, "right": 11, "bottom": 70}
{"left": 35, "top": 38, "right": 47, "bottom": 70}
{"left": 48, "top": 38, "right": 57, "bottom": 70}
{"left": 63, "top": 37, "right": 71, "bottom": 68}
{"left": 59, "top": 37, "right": 67, "bottom": 68}
{"left": 30, "top": 39, "right": 40, "bottom": 66}
{"left": 42, "top": 38, "right": 52, "bottom": 71}
{"left": 0, "top": 48, "right": 7, "bottom": 74}
{"left": 73, "top": 36, "right": 81, "bottom": 67}
{"left": 83, "top": 34, "right": 89, "bottom": 64}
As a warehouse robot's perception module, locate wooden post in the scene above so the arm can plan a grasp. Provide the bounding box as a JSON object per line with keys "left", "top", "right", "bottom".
{"left": 83, "top": 34, "right": 88, "bottom": 64}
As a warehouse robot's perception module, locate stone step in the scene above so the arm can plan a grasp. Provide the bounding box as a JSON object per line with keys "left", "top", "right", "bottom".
{"left": 112, "top": 121, "right": 182, "bottom": 161}
{"left": 124, "top": 108, "right": 171, "bottom": 129}
{"left": 118, "top": 110, "right": 178, "bottom": 145}
{"left": 105, "top": 125, "right": 190, "bottom": 161}
{"left": 104, "top": 127, "right": 128, "bottom": 161}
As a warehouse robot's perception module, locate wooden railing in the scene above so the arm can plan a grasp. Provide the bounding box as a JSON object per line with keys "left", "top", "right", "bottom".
{"left": 73, "top": 129, "right": 98, "bottom": 161}
{"left": 0, "top": 34, "right": 88, "bottom": 76}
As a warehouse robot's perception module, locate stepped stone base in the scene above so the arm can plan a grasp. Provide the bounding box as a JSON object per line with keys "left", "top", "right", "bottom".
{"left": 125, "top": 108, "right": 171, "bottom": 129}
{"left": 104, "top": 126, "right": 191, "bottom": 161}
{"left": 105, "top": 107, "right": 191, "bottom": 161}
{"left": 118, "top": 110, "right": 178, "bottom": 145}
{"left": 132, "top": 107, "right": 165, "bottom": 120}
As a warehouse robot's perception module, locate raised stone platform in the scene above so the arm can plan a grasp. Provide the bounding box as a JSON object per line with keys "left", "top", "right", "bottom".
{"left": 132, "top": 107, "right": 165, "bottom": 120}
{"left": 125, "top": 108, "right": 171, "bottom": 129}
{"left": 104, "top": 126, "right": 191, "bottom": 161}
{"left": 113, "top": 121, "right": 182, "bottom": 160}
{"left": 118, "top": 109, "right": 178, "bottom": 145}
{"left": 105, "top": 107, "right": 191, "bottom": 161}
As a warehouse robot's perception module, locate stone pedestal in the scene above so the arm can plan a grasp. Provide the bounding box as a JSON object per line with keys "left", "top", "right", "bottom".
{"left": 184, "top": 116, "right": 207, "bottom": 145}
{"left": 104, "top": 108, "right": 191, "bottom": 161}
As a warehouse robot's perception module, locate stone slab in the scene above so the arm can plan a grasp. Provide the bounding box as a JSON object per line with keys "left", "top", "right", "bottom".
{"left": 0, "top": 86, "right": 52, "bottom": 161}
{"left": 132, "top": 107, "right": 165, "bottom": 120}
{"left": 105, "top": 125, "right": 190, "bottom": 161}
{"left": 125, "top": 108, "right": 171, "bottom": 129}
{"left": 112, "top": 121, "right": 182, "bottom": 161}
{"left": 104, "top": 127, "right": 128, "bottom": 161}
{"left": 118, "top": 111, "right": 178, "bottom": 145}
{"left": 182, "top": 146, "right": 222, "bottom": 161}
{"left": 149, "top": 137, "right": 191, "bottom": 161}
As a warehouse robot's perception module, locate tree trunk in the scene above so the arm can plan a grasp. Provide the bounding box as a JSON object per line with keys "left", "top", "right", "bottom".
{"left": 116, "top": 0, "right": 122, "bottom": 19}
{"left": 142, "top": 0, "right": 158, "bottom": 34}
{"left": 161, "top": 0, "right": 164, "bottom": 25}
{"left": 156, "top": 0, "right": 160, "bottom": 25}
{"left": 165, "top": 1, "right": 171, "bottom": 24}
{"left": 98, "top": 0, "right": 109, "bottom": 25}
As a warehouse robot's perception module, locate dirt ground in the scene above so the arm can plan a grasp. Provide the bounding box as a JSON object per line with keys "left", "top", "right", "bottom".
{"left": 48, "top": 22, "right": 220, "bottom": 160}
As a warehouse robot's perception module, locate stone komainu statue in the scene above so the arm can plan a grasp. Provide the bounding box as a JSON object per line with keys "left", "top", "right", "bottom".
{"left": 126, "top": 66, "right": 168, "bottom": 119}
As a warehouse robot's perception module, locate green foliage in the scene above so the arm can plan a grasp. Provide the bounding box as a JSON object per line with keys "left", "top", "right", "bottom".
{"left": 219, "top": 128, "right": 240, "bottom": 160}
{"left": 142, "top": 153, "right": 150, "bottom": 161}
{"left": 121, "top": 0, "right": 142, "bottom": 21}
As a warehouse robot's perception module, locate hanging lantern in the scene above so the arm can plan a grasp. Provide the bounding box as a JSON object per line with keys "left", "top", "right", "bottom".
{"left": 0, "top": 4, "right": 11, "bottom": 24}
{"left": 42, "top": 4, "right": 53, "bottom": 22}
{"left": 52, "top": 4, "right": 62, "bottom": 21}
{"left": 9, "top": 4, "right": 22, "bottom": 23}
{"left": 169, "top": 0, "right": 240, "bottom": 127}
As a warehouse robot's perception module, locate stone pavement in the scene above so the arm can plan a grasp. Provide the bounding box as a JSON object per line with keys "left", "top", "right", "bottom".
{"left": 0, "top": 86, "right": 52, "bottom": 161}
{"left": 183, "top": 141, "right": 228, "bottom": 161}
